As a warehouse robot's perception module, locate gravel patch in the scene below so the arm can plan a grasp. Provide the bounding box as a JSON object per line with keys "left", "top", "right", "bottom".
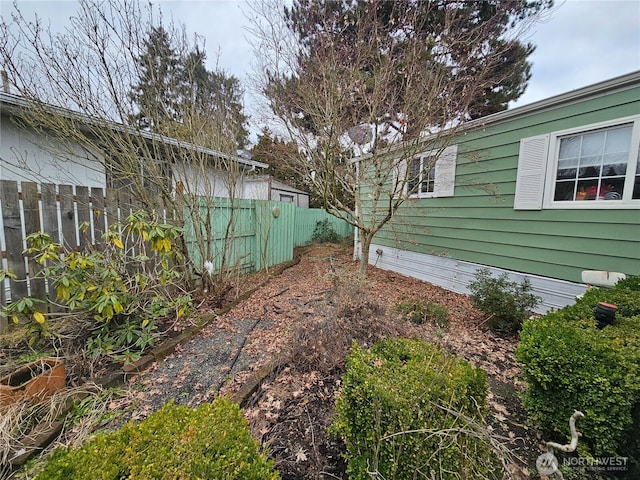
{"left": 106, "top": 316, "right": 270, "bottom": 427}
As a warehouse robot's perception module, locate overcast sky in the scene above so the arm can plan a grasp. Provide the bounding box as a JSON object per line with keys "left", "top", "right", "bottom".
{"left": 1, "top": 0, "right": 639, "bottom": 138}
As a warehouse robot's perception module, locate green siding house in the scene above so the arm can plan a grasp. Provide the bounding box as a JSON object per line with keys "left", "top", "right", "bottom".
{"left": 362, "top": 71, "right": 640, "bottom": 312}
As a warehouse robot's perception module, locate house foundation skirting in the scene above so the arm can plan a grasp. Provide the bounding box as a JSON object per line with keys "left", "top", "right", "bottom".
{"left": 365, "top": 243, "right": 587, "bottom": 314}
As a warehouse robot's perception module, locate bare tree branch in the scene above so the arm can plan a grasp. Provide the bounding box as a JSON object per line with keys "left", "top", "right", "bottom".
{"left": 248, "top": 0, "right": 549, "bottom": 274}
{"left": 1, "top": 0, "right": 252, "bottom": 289}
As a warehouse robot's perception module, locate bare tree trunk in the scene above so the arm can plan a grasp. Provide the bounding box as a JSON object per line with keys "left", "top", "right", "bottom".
{"left": 358, "top": 231, "right": 373, "bottom": 276}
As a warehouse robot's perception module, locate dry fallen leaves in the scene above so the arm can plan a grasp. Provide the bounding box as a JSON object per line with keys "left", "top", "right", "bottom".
{"left": 121, "top": 244, "right": 541, "bottom": 479}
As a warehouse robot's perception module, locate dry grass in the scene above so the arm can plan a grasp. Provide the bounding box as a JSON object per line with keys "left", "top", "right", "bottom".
{"left": 1, "top": 384, "right": 127, "bottom": 479}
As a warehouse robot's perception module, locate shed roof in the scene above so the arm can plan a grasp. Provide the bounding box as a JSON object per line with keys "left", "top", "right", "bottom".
{"left": 244, "top": 175, "right": 310, "bottom": 195}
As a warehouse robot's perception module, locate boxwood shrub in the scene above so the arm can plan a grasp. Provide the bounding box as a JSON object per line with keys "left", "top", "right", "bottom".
{"left": 516, "top": 277, "right": 640, "bottom": 461}
{"left": 34, "top": 398, "right": 280, "bottom": 480}
{"left": 331, "top": 338, "right": 500, "bottom": 480}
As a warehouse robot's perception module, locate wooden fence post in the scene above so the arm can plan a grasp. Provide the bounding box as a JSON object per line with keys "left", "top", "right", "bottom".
{"left": 22, "top": 182, "right": 46, "bottom": 303}
{"left": 58, "top": 185, "right": 76, "bottom": 251}
{"left": 76, "top": 186, "right": 91, "bottom": 251}
{"left": 1, "top": 180, "right": 27, "bottom": 303}
{"left": 91, "top": 187, "right": 106, "bottom": 241}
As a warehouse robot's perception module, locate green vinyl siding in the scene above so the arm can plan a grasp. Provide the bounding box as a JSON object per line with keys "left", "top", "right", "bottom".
{"left": 386, "top": 214, "right": 640, "bottom": 243}
{"left": 366, "top": 77, "right": 640, "bottom": 284}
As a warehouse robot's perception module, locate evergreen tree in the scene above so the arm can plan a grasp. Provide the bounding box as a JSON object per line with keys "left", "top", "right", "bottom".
{"left": 210, "top": 71, "right": 249, "bottom": 149}
{"left": 131, "top": 28, "right": 249, "bottom": 148}
{"left": 251, "top": 130, "right": 294, "bottom": 181}
{"left": 179, "top": 49, "right": 249, "bottom": 148}
{"left": 284, "top": 0, "right": 550, "bottom": 125}
{"left": 129, "top": 26, "right": 181, "bottom": 133}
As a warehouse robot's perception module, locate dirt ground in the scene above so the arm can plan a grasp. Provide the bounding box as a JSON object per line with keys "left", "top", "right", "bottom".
{"left": 211, "top": 243, "right": 542, "bottom": 479}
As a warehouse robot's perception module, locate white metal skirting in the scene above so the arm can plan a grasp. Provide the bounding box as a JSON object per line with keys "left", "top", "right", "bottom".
{"left": 364, "top": 243, "right": 587, "bottom": 313}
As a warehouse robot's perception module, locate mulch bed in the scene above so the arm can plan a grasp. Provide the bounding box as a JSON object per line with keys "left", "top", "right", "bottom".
{"left": 212, "top": 243, "right": 542, "bottom": 479}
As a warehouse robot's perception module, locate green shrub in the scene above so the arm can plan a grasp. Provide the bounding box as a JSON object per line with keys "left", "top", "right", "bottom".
{"left": 468, "top": 268, "right": 540, "bottom": 333}
{"left": 516, "top": 278, "right": 640, "bottom": 460}
{"left": 311, "top": 218, "right": 340, "bottom": 243}
{"left": 332, "top": 338, "right": 501, "bottom": 480}
{"left": 0, "top": 212, "right": 192, "bottom": 361}
{"left": 34, "top": 398, "right": 280, "bottom": 480}
{"left": 395, "top": 297, "right": 449, "bottom": 326}
{"left": 615, "top": 275, "right": 640, "bottom": 292}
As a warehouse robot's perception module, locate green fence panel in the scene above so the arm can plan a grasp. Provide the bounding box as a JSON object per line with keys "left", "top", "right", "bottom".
{"left": 332, "top": 214, "right": 354, "bottom": 238}
{"left": 183, "top": 197, "right": 257, "bottom": 275}
{"left": 254, "top": 200, "right": 296, "bottom": 271}
{"left": 183, "top": 198, "right": 350, "bottom": 275}
{"left": 293, "top": 208, "right": 353, "bottom": 246}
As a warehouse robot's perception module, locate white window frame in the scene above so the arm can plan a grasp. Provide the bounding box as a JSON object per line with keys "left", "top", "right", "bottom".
{"left": 405, "top": 145, "right": 457, "bottom": 199}
{"left": 515, "top": 115, "right": 640, "bottom": 210}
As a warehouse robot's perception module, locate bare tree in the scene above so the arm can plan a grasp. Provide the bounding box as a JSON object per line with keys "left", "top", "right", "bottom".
{"left": 248, "top": 0, "right": 549, "bottom": 275}
{"left": 0, "top": 0, "right": 253, "bottom": 289}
